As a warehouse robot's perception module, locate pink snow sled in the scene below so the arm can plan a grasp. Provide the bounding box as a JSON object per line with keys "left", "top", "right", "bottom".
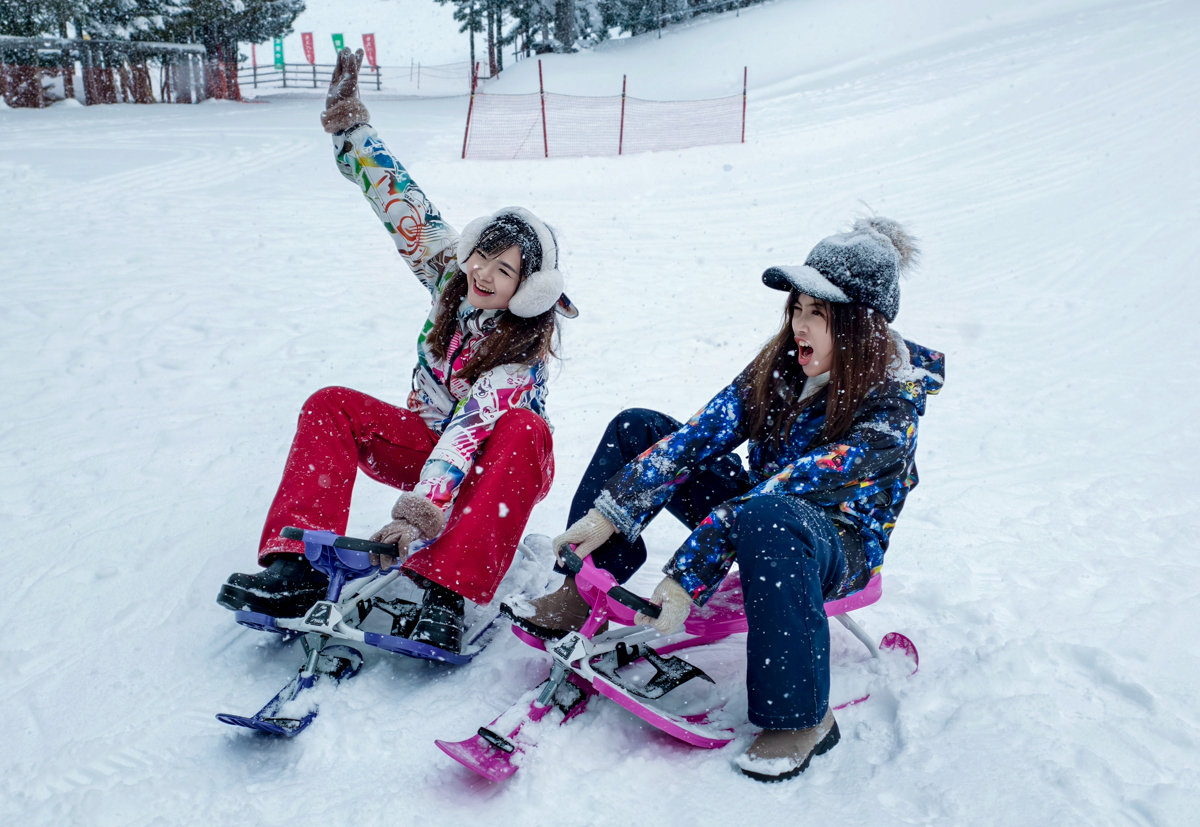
{"left": 435, "top": 544, "right": 918, "bottom": 782}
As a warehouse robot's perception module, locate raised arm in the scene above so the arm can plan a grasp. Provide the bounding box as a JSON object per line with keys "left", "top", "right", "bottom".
{"left": 320, "top": 48, "right": 457, "bottom": 295}
{"left": 333, "top": 126, "right": 459, "bottom": 296}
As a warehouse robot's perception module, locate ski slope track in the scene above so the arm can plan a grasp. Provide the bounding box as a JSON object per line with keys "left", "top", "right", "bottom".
{"left": 2, "top": 0, "right": 1198, "bottom": 824}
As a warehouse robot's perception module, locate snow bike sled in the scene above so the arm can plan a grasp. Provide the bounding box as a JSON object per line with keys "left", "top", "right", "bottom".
{"left": 217, "top": 526, "right": 536, "bottom": 736}
{"left": 435, "top": 544, "right": 919, "bottom": 781}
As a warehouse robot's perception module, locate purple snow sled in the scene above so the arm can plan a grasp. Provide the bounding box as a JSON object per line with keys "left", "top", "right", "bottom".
{"left": 218, "top": 527, "right": 507, "bottom": 737}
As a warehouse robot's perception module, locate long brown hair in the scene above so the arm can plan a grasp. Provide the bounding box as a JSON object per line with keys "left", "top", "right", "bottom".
{"left": 744, "top": 289, "right": 895, "bottom": 448}
{"left": 427, "top": 220, "right": 558, "bottom": 384}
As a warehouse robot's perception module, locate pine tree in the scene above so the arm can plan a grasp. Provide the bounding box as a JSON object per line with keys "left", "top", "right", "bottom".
{"left": 435, "top": 0, "right": 484, "bottom": 74}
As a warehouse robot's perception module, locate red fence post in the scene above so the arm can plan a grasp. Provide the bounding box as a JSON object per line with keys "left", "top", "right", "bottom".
{"left": 462, "top": 61, "right": 479, "bottom": 160}
{"left": 742, "top": 66, "right": 748, "bottom": 144}
{"left": 539, "top": 59, "right": 549, "bottom": 159}
{"left": 619, "top": 74, "right": 627, "bottom": 156}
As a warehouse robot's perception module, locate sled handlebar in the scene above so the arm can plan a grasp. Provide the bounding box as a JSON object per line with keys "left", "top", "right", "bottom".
{"left": 560, "top": 549, "right": 662, "bottom": 620}
{"left": 281, "top": 526, "right": 397, "bottom": 556}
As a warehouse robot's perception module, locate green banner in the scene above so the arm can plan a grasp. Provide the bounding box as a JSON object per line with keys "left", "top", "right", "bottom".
{"left": 331, "top": 33, "right": 345, "bottom": 53}
{"left": 273, "top": 36, "right": 284, "bottom": 69}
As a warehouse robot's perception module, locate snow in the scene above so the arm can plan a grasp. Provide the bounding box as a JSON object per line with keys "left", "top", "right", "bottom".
{"left": 3, "top": 0, "right": 1200, "bottom": 824}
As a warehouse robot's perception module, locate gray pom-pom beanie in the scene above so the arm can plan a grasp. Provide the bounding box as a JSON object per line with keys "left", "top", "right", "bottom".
{"left": 762, "top": 217, "right": 918, "bottom": 322}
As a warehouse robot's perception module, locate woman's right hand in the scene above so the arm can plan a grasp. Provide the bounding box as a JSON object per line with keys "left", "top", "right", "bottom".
{"left": 551, "top": 509, "right": 617, "bottom": 564}
{"left": 321, "top": 48, "right": 371, "bottom": 134}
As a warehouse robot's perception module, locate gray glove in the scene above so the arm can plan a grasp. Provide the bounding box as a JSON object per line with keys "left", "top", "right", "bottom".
{"left": 321, "top": 48, "right": 371, "bottom": 134}
{"left": 551, "top": 508, "right": 617, "bottom": 564}
{"left": 369, "top": 492, "right": 448, "bottom": 570}
{"left": 635, "top": 576, "right": 692, "bottom": 634}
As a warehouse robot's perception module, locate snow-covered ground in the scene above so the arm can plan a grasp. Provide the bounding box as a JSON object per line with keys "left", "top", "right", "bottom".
{"left": 3, "top": 0, "right": 1200, "bottom": 823}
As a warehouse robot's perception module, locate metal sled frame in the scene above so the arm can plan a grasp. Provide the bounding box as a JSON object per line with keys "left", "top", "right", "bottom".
{"left": 511, "top": 551, "right": 917, "bottom": 746}
{"left": 233, "top": 527, "right": 498, "bottom": 665}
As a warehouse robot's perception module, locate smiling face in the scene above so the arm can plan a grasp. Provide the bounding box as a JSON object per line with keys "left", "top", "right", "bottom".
{"left": 790, "top": 293, "right": 836, "bottom": 377}
{"left": 463, "top": 244, "right": 523, "bottom": 310}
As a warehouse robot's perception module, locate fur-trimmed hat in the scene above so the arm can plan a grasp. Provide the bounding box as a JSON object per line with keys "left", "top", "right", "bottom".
{"left": 762, "top": 217, "right": 918, "bottom": 322}
{"left": 456, "top": 207, "right": 577, "bottom": 319}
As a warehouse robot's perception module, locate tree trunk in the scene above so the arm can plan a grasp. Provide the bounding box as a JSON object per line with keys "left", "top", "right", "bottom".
{"left": 222, "top": 41, "right": 242, "bottom": 101}
{"left": 488, "top": 4, "right": 497, "bottom": 77}
{"left": 555, "top": 0, "right": 574, "bottom": 51}
{"left": 496, "top": 5, "right": 504, "bottom": 73}
{"left": 469, "top": 3, "right": 476, "bottom": 73}
{"left": 59, "top": 19, "right": 75, "bottom": 102}
{"left": 118, "top": 58, "right": 133, "bottom": 103}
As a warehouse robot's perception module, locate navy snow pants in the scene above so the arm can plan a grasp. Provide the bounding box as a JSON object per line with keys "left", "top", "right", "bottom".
{"left": 563, "top": 408, "right": 847, "bottom": 729}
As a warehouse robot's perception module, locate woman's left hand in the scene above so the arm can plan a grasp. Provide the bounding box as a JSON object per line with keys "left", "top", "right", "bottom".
{"left": 369, "top": 518, "right": 422, "bottom": 570}
{"left": 321, "top": 48, "right": 370, "bottom": 134}
{"left": 635, "top": 576, "right": 693, "bottom": 634}
{"left": 368, "top": 492, "right": 448, "bottom": 571}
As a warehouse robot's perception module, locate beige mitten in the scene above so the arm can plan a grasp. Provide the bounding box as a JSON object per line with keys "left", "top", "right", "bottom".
{"left": 321, "top": 48, "right": 371, "bottom": 134}
{"left": 369, "top": 493, "right": 448, "bottom": 569}
{"left": 635, "top": 576, "right": 692, "bottom": 634}
{"left": 551, "top": 508, "right": 617, "bottom": 563}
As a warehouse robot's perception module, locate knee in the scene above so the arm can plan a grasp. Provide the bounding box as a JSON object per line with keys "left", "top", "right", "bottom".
{"left": 606, "top": 408, "right": 674, "bottom": 451}
{"left": 733, "top": 496, "right": 826, "bottom": 561}
{"left": 494, "top": 407, "right": 549, "bottom": 436}
{"left": 301, "top": 386, "right": 352, "bottom": 419}
{"left": 489, "top": 408, "right": 552, "bottom": 453}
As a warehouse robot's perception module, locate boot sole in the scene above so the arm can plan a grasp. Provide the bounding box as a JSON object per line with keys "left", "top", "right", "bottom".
{"left": 739, "top": 721, "right": 841, "bottom": 783}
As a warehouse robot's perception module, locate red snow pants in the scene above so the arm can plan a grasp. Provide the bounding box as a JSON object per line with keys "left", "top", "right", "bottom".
{"left": 258, "top": 386, "right": 554, "bottom": 604}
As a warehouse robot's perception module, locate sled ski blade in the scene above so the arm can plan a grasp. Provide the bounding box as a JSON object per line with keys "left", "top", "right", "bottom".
{"left": 362, "top": 631, "right": 473, "bottom": 665}
{"left": 435, "top": 730, "right": 523, "bottom": 782}
{"left": 217, "top": 645, "right": 364, "bottom": 737}
{"left": 591, "top": 673, "right": 735, "bottom": 748}
{"left": 234, "top": 610, "right": 302, "bottom": 642}
{"left": 832, "top": 631, "right": 919, "bottom": 710}
{"left": 436, "top": 674, "right": 595, "bottom": 782}
{"left": 880, "top": 631, "right": 919, "bottom": 671}
{"left": 215, "top": 710, "right": 315, "bottom": 736}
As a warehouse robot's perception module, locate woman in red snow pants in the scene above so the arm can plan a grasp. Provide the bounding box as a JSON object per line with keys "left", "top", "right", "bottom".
{"left": 260, "top": 386, "right": 554, "bottom": 606}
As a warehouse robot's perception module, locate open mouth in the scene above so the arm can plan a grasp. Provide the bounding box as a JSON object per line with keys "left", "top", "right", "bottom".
{"left": 796, "top": 339, "right": 815, "bottom": 363}
{"left": 471, "top": 276, "right": 495, "bottom": 296}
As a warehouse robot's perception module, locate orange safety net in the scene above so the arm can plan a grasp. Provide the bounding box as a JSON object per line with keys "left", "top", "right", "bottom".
{"left": 463, "top": 91, "right": 743, "bottom": 160}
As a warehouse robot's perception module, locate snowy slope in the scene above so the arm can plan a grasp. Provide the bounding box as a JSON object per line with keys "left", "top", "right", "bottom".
{"left": 3, "top": 0, "right": 1200, "bottom": 824}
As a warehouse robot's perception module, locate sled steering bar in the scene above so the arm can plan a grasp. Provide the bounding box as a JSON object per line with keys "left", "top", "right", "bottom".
{"left": 560, "top": 549, "right": 662, "bottom": 620}
{"left": 281, "top": 526, "right": 397, "bottom": 555}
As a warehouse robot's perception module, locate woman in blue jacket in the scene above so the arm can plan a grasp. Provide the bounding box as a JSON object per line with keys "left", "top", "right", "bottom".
{"left": 505, "top": 217, "right": 944, "bottom": 781}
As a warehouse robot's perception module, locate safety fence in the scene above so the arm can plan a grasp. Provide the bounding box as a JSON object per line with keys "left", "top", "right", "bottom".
{"left": 462, "top": 62, "right": 747, "bottom": 160}
{"left": 237, "top": 60, "right": 484, "bottom": 99}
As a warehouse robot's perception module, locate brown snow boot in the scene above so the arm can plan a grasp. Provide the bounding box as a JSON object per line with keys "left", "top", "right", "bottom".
{"left": 735, "top": 708, "right": 840, "bottom": 782}
{"left": 500, "top": 576, "right": 598, "bottom": 641}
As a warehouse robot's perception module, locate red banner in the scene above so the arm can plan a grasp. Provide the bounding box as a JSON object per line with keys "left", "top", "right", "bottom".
{"left": 362, "top": 34, "right": 377, "bottom": 68}
{"left": 301, "top": 32, "right": 314, "bottom": 65}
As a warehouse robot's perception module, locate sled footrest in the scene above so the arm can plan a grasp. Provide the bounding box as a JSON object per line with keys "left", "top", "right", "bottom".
{"left": 370, "top": 597, "right": 421, "bottom": 640}
{"left": 591, "top": 643, "right": 715, "bottom": 701}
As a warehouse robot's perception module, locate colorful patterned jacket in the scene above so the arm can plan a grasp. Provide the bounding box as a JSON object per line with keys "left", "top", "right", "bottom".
{"left": 334, "top": 125, "right": 552, "bottom": 514}
{"left": 595, "top": 336, "right": 945, "bottom": 604}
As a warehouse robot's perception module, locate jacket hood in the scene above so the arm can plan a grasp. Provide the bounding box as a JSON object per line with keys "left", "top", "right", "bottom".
{"left": 879, "top": 334, "right": 944, "bottom": 415}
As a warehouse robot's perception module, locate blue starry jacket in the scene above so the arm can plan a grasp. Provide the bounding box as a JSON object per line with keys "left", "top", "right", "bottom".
{"left": 594, "top": 336, "right": 944, "bottom": 604}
